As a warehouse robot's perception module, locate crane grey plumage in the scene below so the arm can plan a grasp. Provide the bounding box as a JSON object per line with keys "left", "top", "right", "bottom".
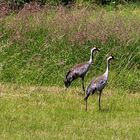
{"left": 64, "top": 47, "right": 100, "bottom": 92}
{"left": 84, "top": 55, "right": 115, "bottom": 111}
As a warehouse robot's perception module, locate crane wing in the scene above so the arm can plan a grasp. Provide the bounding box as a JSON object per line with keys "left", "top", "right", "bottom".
{"left": 92, "top": 75, "right": 107, "bottom": 90}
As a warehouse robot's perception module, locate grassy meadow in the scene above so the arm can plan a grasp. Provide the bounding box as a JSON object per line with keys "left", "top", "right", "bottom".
{"left": 0, "top": 3, "right": 140, "bottom": 139}
{"left": 0, "top": 84, "right": 140, "bottom": 139}
{"left": 0, "top": 85, "right": 140, "bottom": 140}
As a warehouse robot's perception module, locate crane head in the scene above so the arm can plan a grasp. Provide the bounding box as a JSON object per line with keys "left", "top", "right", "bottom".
{"left": 64, "top": 79, "right": 70, "bottom": 88}
{"left": 107, "top": 55, "right": 115, "bottom": 62}
{"left": 91, "top": 47, "right": 100, "bottom": 53}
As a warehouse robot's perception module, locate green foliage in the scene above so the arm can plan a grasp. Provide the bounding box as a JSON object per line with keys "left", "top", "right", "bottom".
{"left": 8, "top": 0, "right": 27, "bottom": 5}
{"left": 2, "top": 0, "right": 140, "bottom": 6}
{"left": 0, "top": 6, "right": 140, "bottom": 92}
{"left": 6, "top": 0, "right": 69, "bottom": 6}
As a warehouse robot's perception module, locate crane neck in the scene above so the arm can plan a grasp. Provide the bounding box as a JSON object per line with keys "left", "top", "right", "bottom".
{"left": 89, "top": 50, "right": 94, "bottom": 64}
{"left": 104, "top": 59, "right": 110, "bottom": 79}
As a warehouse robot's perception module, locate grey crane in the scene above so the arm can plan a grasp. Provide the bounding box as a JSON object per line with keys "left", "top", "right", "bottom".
{"left": 84, "top": 55, "right": 115, "bottom": 111}
{"left": 64, "top": 47, "right": 100, "bottom": 92}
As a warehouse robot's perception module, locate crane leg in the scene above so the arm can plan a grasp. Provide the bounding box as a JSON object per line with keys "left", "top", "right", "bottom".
{"left": 99, "top": 91, "right": 102, "bottom": 111}
{"left": 85, "top": 99, "right": 87, "bottom": 111}
{"left": 81, "top": 77, "right": 85, "bottom": 92}
{"left": 84, "top": 93, "right": 90, "bottom": 111}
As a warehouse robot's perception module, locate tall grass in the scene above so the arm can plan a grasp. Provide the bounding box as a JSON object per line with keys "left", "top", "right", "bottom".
{"left": 0, "top": 5, "right": 140, "bottom": 92}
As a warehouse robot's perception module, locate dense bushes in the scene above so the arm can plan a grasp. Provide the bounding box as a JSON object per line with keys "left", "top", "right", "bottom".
{"left": 1, "top": 0, "right": 140, "bottom": 8}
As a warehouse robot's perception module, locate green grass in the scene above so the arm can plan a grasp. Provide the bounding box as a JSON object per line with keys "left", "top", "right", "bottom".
{"left": 0, "top": 5, "right": 140, "bottom": 139}
{"left": 0, "top": 5, "right": 140, "bottom": 140}
{"left": 0, "top": 85, "right": 140, "bottom": 139}
{"left": 0, "top": 6, "right": 140, "bottom": 92}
